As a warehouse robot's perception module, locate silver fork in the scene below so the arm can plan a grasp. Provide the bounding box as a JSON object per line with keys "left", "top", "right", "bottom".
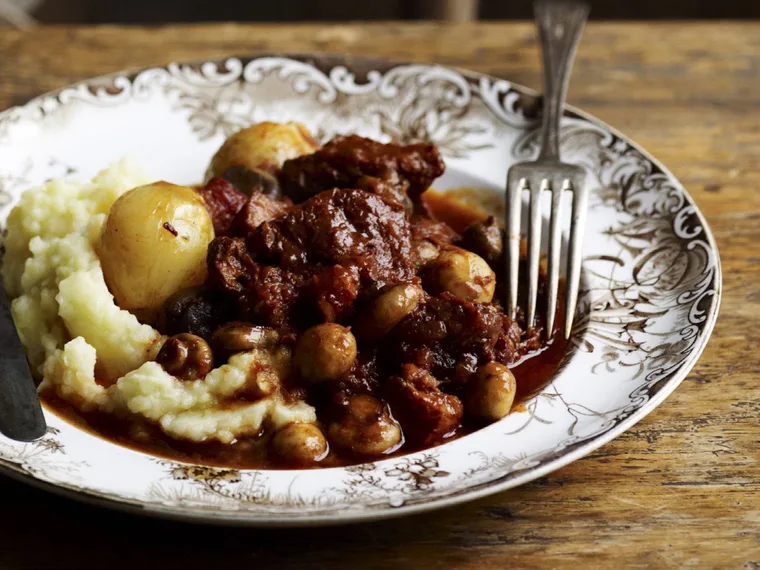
{"left": 505, "top": 0, "right": 589, "bottom": 340}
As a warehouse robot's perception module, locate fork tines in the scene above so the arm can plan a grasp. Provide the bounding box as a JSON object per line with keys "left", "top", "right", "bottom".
{"left": 505, "top": 164, "right": 588, "bottom": 340}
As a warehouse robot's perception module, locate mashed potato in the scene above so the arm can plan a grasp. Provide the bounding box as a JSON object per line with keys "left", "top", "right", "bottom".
{"left": 5, "top": 161, "right": 316, "bottom": 443}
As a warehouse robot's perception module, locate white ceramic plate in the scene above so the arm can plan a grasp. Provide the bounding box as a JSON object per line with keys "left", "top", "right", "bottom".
{"left": 0, "top": 55, "right": 721, "bottom": 526}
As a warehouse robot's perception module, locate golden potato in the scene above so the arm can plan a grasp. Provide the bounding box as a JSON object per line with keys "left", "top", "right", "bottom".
{"left": 207, "top": 121, "right": 318, "bottom": 179}
{"left": 98, "top": 182, "right": 214, "bottom": 321}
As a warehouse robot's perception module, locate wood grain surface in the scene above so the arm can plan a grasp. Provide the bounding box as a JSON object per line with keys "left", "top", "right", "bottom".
{"left": 0, "top": 22, "right": 758, "bottom": 570}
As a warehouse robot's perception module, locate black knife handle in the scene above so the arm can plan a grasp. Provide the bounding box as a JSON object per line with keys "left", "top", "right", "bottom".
{"left": 0, "top": 283, "right": 46, "bottom": 441}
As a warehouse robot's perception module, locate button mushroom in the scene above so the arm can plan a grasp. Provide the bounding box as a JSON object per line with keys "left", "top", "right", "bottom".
{"left": 461, "top": 216, "right": 504, "bottom": 265}
{"left": 465, "top": 362, "right": 517, "bottom": 422}
{"left": 327, "top": 394, "right": 402, "bottom": 456}
{"left": 156, "top": 333, "right": 214, "bottom": 381}
{"left": 425, "top": 248, "right": 496, "bottom": 303}
{"left": 211, "top": 322, "right": 279, "bottom": 357}
{"left": 353, "top": 283, "right": 424, "bottom": 340}
{"left": 221, "top": 165, "right": 283, "bottom": 199}
{"left": 158, "top": 286, "right": 218, "bottom": 339}
{"left": 270, "top": 423, "right": 329, "bottom": 466}
{"left": 294, "top": 323, "right": 357, "bottom": 382}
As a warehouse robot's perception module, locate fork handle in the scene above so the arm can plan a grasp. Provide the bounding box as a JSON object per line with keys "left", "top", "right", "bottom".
{"left": 534, "top": 0, "right": 589, "bottom": 161}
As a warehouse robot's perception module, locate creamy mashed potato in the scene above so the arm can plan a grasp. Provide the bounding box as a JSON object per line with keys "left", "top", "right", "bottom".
{"left": 4, "top": 161, "right": 316, "bottom": 443}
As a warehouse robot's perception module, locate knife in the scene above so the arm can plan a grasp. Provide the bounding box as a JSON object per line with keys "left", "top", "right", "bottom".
{"left": 0, "top": 282, "right": 46, "bottom": 441}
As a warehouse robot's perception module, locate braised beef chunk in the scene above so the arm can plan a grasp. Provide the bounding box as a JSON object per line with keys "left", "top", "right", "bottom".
{"left": 198, "top": 177, "right": 249, "bottom": 235}
{"left": 207, "top": 236, "right": 256, "bottom": 295}
{"left": 243, "top": 265, "right": 306, "bottom": 328}
{"left": 409, "top": 216, "right": 459, "bottom": 268}
{"left": 207, "top": 189, "right": 417, "bottom": 328}
{"left": 337, "top": 350, "right": 382, "bottom": 395}
{"left": 460, "top": 216, "right": 503, "bottom": 266}
{"left": 279, "top": 135, "right": 445, "bottom": 209}
{"left": 248, "top": 188, "right": 416, "bottom": 291}
{"left": 207, "top": 236, "right": 306, "bottom": 328}
{"left": 230, "top": 191, "right": 291, "bottom": 236}
{"left": 311, "top": 264, "right": 361, "bottom": 322}
{"left": 201, "top": 176, "right": 290, "bottom": 237}
{"left": 411, "top": 215, "right": 460, "bottom": 245}
{"left": 519, "top": 324, "right": 545, "bottom": 354}
{"left": 386, "top": 364, "right": 463, "bottom": 445}
{"left": 393, "top": 293, "right": 522, "bottom": 380}
{"left": 354, "top": 171, "right": 413, "bottom": 215}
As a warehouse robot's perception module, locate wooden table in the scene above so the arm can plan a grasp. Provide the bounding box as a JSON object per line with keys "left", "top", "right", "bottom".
{"left": 0, "top": 22, "right": 758, "bottom": 569}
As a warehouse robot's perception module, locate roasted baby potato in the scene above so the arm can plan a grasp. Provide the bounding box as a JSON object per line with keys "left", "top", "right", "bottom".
{"left": 98, "top": 182, "right": 214, "bottom": 321}
{"left": 207, "top": 121, "right": 319, "bottom": 180}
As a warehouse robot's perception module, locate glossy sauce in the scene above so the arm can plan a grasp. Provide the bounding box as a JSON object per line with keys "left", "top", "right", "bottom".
{"left": 40, "top": 190, "right": 569, "bottom": 469}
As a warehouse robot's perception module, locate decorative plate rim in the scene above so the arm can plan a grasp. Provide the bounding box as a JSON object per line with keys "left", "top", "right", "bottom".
{"left": 0, "top": 53, "right": 722, "bottom": 526}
